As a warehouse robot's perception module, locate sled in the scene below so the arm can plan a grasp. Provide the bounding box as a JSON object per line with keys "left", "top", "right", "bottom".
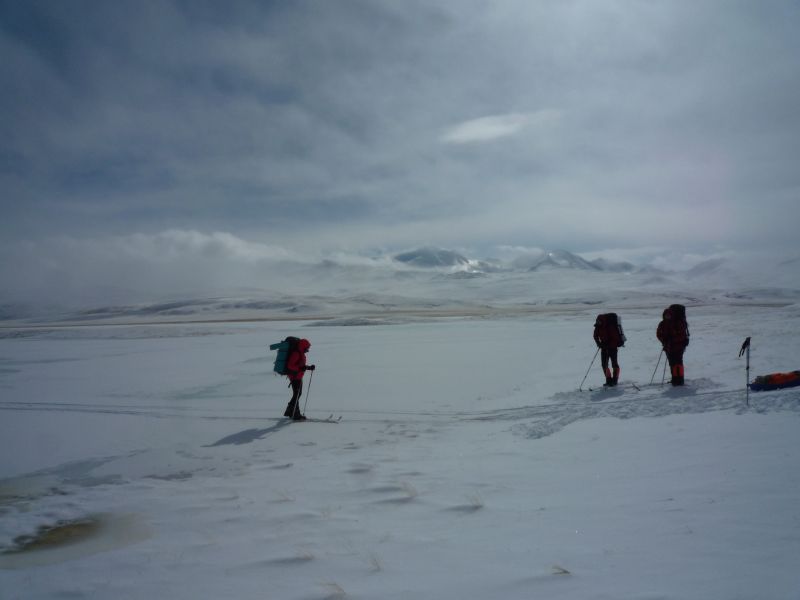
{"left": 749, "top": 370, "right": 800, "bottom": 392}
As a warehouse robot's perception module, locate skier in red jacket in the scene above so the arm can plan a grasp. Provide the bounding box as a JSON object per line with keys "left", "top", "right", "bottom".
{"left": 657, "top": 305, "right": 689, "bottom": 386}
{"left": 284, "top": 338, "right": 315, "bottom": 420}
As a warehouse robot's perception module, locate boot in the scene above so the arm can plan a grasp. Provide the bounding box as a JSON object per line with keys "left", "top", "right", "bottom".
{"left": 603, "top": 367, "right": 613, "bottom": 387}
{"left": 292, "top": 413, "right": 306, "bottom": 421}
{"left": 612, "top": 367, "right": 620, "bottom": 386}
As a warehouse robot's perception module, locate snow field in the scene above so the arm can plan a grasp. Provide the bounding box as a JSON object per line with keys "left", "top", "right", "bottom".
{"left": 1, "top": 305, "right": 799, "bottom": 599}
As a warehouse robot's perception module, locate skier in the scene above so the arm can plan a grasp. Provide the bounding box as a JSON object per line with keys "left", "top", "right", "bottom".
{"left": 657, "top": 305, "right": 689, "bottom": 386}
{"left": 284, "top": 338, "right": 315, "bottom": 420}
{"left": 593, "top": 313, "right": 626, "bottom": 387}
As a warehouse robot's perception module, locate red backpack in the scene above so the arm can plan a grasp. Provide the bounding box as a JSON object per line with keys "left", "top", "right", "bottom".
{"left": 667, "top": 304, "right": 690, "bottom": 345}
{"left": 594, "top": 313, "right": 626, "bottom": 347}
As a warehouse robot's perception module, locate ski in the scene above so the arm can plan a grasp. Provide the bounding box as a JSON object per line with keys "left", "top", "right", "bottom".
{"left": 586, "top": 383, "right": 640, "bottom": 393}
{"left": 292, "top": 414, "right": 341, "bottom": 423}
{"left": 587, "top": 385, "right": 621, "bottom": 392}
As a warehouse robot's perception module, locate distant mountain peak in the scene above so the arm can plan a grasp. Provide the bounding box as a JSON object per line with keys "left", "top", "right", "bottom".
{"left": 526, "top": 249, "right": 601, "bottom": 272}
{"left": 393, "top": 247, "right": 470, "bottom": 268}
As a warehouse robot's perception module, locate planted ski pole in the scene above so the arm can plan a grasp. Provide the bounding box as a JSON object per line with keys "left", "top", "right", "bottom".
{"left": 650, "top": 350, "right": 664, "bottom": 385}
{"left": 302, "top": 369, "right": 314, "bottom": 415}
{"left": 739, "top": 337, "right": 751, "bottom": 407}
{"left": 661, "top": 355, "right": 668, "bottom": 386}
{"left": 579, "top": 347, "right": 600, "bottom": 391}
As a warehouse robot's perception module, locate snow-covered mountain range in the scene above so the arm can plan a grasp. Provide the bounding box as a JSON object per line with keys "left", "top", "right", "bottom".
{"left": 1, "top": 246, "right": 798, "bottom": 326}
{"left": 393, "top": 247, "right": 636, "bottom": 273}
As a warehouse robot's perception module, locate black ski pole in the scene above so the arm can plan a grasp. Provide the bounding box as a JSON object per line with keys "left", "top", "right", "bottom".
{"left": 739, "top": 337, "right": 751, "bottom": 407}
{"left": 661, "top": 355, "right": 668, "bottom": 386}
{"left": 579, "top": 347, "right": 600, "bottom": 391}
{"left": 302, "top": 369, "right": 314, "bottom": 415}
{"left": 649, "top": 350, "right": 664, "bottom": 385}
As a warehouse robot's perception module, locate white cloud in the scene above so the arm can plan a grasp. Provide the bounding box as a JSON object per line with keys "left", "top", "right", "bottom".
{"left": 116, "top": 230, "right": 295, "bottom": 263}
{"left": 0, "top": 231, "right": 307, "bottom": 307}
{"left": 441, "top": 110, "right": 561, "bottom": 144}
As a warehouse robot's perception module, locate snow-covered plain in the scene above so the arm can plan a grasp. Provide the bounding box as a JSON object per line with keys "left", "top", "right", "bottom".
{"left": 1, "top": 270, "right": 800, "bottom": 599}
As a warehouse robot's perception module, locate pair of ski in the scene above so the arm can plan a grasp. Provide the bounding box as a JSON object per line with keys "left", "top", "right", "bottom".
{"left": 588, "top": 381, "right": 694, "bottom": 393}
{"left": 290, "top": 413, "right": 342, "bottom": 423}
{"left": 586, "top": 382, "right": 642, "bottom": 392}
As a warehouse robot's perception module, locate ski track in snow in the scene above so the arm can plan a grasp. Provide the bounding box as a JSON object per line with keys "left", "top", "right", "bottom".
{"left": 484, "top": 379, "right": 800, "bottom": 439}
{"left": 2, "top": 378, "right": 797, "bottom": 507}
{"left": 2, "top": 377, "right": 796, "bottom": 428}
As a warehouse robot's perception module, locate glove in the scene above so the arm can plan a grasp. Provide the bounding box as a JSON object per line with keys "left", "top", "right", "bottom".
{"left": 307, "top": 364, "right": 316, "bottom": 371}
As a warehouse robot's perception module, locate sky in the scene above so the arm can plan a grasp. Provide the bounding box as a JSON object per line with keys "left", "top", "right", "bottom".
{"left": 1, "top": 1, "right": 800, "bottom": 303}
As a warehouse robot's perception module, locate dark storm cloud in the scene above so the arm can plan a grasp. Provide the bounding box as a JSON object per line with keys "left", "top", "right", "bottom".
{"left": 1, "top": 0, "right": 799, "bottom": 257}
{"left": 0, "top": 1, "right": 440, "bottom": 231}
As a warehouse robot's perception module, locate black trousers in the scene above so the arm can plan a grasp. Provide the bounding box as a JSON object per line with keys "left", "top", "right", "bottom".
{"left": 284, "top": 380, "right": 304, "bottom": 417}
{"left": 601, "top": 347, "right": 619, "bottom": 371}
{"left": 665, "top": 346, "right": 686, "bottom": 384}
{"left": 665, "top": 348, "right": 685, "bottom": 368}
{"left": 289, "top": 379, "right": 303, "bottom": 405}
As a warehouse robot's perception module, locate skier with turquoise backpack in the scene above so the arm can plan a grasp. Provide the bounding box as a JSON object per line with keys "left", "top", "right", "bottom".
{"left": 269, "top": 337, "right": 315, "bottom": 420}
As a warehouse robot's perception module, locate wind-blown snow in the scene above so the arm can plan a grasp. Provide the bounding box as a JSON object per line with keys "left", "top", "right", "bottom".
{"left": 1, "top": 294, "right": 799, "bottom": 598}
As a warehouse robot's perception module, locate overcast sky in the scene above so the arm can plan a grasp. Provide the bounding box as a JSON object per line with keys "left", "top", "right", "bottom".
{"left": 2, "top": 0, "right": 799, "bottom": 302}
